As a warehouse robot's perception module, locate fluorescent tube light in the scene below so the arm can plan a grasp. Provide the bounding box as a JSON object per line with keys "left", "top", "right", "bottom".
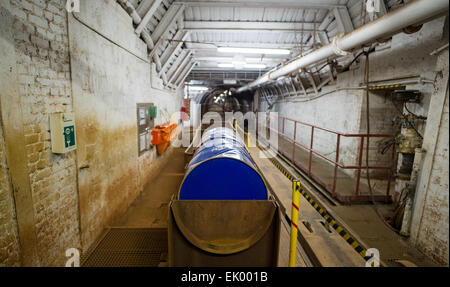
{"left": 188, "top": 86, "right": 209, "bottom": 91}
{"left": 224, "top": 79, "right": 237, "bottom": 84}
{"left": 217, "top": 63, "right": 234, "bottom": 68}
{"left": 217, "top": 47, "right": 290, "bottom": 55}
{"left": 244, "top": 63, "right": 267, "bottom": 69}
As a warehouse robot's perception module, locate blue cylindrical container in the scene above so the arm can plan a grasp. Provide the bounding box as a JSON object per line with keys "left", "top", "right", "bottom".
{"left": 179, "top": 127, "right": 268, "bottom": 200}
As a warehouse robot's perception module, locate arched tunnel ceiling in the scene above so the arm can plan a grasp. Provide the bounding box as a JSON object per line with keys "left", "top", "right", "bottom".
{"left": 120, "top": 0, "right": 404, "bottom": 89}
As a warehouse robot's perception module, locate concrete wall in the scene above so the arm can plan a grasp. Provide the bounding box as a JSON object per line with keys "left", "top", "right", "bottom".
{"left": 0, "top": 0, "right": 183, "bottom": 266}
{"left": 0, "top": 2, "right": 22, "bottom": 268}
{"left": 259, "top": 17, "right": 448, "bottom": 264}
{"left": 260, "top": 18, "right": 446, "bottom": 176}
{"left": 0, "top": 121, "right": 21, "bottom": 267}
{"left": 68, "top": 0, "right": 183, "bottom": 251}
{"left": 264, "top": 70, "right": 365, "bottom": 170}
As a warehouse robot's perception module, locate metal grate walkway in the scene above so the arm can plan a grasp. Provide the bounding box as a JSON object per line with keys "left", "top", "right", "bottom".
{"left": 81, "top": 228, "right": 168, "bottom": 267}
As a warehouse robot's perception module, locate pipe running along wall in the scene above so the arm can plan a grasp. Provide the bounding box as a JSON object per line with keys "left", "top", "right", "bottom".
{"left": 237, "top": 0, "right": 449, "bottom": 93}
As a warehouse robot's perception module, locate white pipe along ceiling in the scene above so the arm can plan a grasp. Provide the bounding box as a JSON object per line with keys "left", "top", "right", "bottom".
{"left": 237, "top": 0, "right": 450, "bottom": 93}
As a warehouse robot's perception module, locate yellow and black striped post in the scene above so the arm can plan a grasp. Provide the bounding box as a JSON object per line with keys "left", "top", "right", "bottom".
{"left": 268, "top": 157, "right": 377, "bottom": 264}
{"left": 233, "top": 119, "right": 237, "bottom": 131}
{"left": 289, "top": 180, "right": 301, "bottom": 267}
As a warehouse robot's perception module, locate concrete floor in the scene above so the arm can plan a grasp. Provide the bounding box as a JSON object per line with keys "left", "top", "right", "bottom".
{"left": 250, "top": 145, "right": 366, "bottom": 267}
{"left": 269, "top": 144, "right": 439, "bottom": 266}
{"left": 106, "top": 136, "right": 438, "bottom": 267}
{"left": 112, "top": 145, "right": 300, "bottom": 266}
{"left": 114, "top": 147, "right": 186, "bottom": 228}
{"left": 332, "top": 205, "right": 438, "bottom": 266}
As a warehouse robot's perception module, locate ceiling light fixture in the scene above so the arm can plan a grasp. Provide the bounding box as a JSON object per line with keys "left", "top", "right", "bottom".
{"left": 217, "top": 47, "right": 290, "bottom": 55}
{"left": 188, "top": 86, "right": 209, "bottom": 91}
{"left": 244, "top": 63, "right": 267, "bottom": 69}
{"left": 224, "top": 79, "right": 237, "bottom": 85}
{"left": 217, "top": 63, "right": 234, "bottom": 68}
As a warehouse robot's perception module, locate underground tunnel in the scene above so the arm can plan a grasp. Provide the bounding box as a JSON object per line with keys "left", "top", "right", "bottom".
{"left": 0, "top": 0, "right": 449, "bottom": 274}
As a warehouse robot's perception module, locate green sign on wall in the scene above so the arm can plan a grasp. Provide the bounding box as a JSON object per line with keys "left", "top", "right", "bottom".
{"left": 64, "top": 126, "right": 76, "bottom": 148}
{"left": 150, "top": 106, "right": 157, "bottom": 119}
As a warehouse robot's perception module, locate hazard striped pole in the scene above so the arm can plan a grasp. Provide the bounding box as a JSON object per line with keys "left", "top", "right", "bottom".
{"left": 246, "top": 133, "right": 250, "bottom": 148}
{"left": 289, "top": 180, "right": 301, "bottom": 267}
{"left": 233, "top": 119, "right": 237, "bottom": 131}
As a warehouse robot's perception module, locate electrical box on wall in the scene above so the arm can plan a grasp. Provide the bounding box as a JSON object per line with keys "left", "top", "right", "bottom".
{"left": 50, "top": 113, "right": 77, "bottom": 154}
{"left": 137, "top": 103, "right": 155, "bottom": 155}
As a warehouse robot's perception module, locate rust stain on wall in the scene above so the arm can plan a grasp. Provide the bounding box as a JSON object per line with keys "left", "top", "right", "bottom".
{"left": 76, "top": 114, "right": 140, "bottom": 249}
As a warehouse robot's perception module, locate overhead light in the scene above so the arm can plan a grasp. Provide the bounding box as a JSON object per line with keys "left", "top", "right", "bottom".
{"left": 224, "top": 79, "right": 237, "bottom": 84}
{"left": 244, "top": 63, "right": 267, "bottom": 69}
{"left": 218, "top": 63, "right": 267, "bottom": 69}
{"left": 218, "top": 63, "right": 234, "bottom": 68}
{"left": 217, "top": 47, "right": 290, "bottom": 55}
{"left": 188, "top": 86, "right": 208, "bottom": 91}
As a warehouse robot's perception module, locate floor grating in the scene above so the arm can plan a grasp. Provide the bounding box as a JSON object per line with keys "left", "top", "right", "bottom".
{"left": 81, "top": 228, "right": 168, "bottom": 267}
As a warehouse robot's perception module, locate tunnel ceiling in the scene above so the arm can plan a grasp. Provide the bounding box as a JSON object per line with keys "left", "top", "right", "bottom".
{"left": 120, "top": 0, "right": 407, "bottom": 89}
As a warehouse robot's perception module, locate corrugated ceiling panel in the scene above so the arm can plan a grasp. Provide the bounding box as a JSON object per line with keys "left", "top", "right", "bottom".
{"left": 233, "top": 7, "right": 265, "bottom": 21}
{"left": 326, "top": 19, "right": 339, "bottom": 39}
{"left": 263, "top": 8, "right": 285, "bottom": 21}
{"left": 184, "top": 6, "right": 333, "bottom": 23}
{"left": 189, "top": 30, "right": 316, "bottom": 46}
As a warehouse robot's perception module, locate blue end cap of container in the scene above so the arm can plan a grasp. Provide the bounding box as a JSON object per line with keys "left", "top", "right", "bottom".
{"left": 179, "top": 158, "right": 267, "bottom": 200}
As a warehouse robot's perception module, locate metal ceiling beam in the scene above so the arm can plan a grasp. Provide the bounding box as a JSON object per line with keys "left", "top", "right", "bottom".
{"left": 304, "top": 9, "right": 332, "bottom": 46}
{"left": 142, "top": 29, "right": 168, "bottom": 84}
{"left": 119, "top": 0, "right": 170, "bottom": 85}
{"left": 175, "top": 60, "right": 197, "bottom": 86}
{"left": 368, "top": 0, "right": 387, "bottom": 20}
{"left": 160, "top": 29, "right": 185, "bottom": 64}
{"left": 378, "top": 0, "right": 388, "bottom": 16}
{"left": 151, "top": 3, "right": 185, "bottom": 43}
{"left": 186, "top": 77, "right": 257, "bottom": 83}
{"left": 135, "top": 0, "right": 163, "bottom": 35}
{"left": 153, "top": 53, "right": 168, "bottom": 85}
{"left": 307, "top": 73, "right": 318, "bottom": 95}
{"left": 160, "top": 30, "right": 190, "bottom": 73}
{"left": 185, "top": 42, "right": 313, "bottom": 50}
{"left": 136, "top": 0, "right": 156, "bottom": 17}
{"left": 319, "top": 9, "right": 334, "bottom": 30}
{"left": 333, "top": 6, "right": 354, "bottom": 33}
{"left": 195, "top": 56, "right": 283, "bottom": 62}
{"left": 185, "top": 28, "right": 318, "bottom": 33}
{"left": 169, "top": 51, "right": 192, "bottom": 83}
{"left": 306, "top": 30, "right": 330, "bottom": 46}
{"left": 295, "top": 75, "right": 307, "bottom": 95}
{"left": 189, "top": 68, "right": 265, "bottom": 73}
{"left": 289, "top": 78, "right": 297, "bottom": 94}
{"left": 184, "top": 21, "right": 321, "bottom": 31}
{"left": 166, "top": 50, "right": 191, "bottom": 80}
{"left": 175, "top": 0, "right": 346, "bottom": 9}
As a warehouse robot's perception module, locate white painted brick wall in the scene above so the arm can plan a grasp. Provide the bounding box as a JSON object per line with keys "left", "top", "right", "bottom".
{"left": 411, "top": 48, "right": 449, "bottom": 265}
{"left": 9, "top": 0, "right": 81, "bottom": 266}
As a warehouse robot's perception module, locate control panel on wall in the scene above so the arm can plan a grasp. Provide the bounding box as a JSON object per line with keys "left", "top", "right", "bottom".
{"left": 137, "top": 103, "right": 157, "bottom": 155}
{"left": 50, "top": 112, "right": 77, "bottom": 154}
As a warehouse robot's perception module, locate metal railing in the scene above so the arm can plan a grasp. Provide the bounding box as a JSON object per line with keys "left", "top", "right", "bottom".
{"left": 262, "top": 114, "right": 395, "bottom": 203}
